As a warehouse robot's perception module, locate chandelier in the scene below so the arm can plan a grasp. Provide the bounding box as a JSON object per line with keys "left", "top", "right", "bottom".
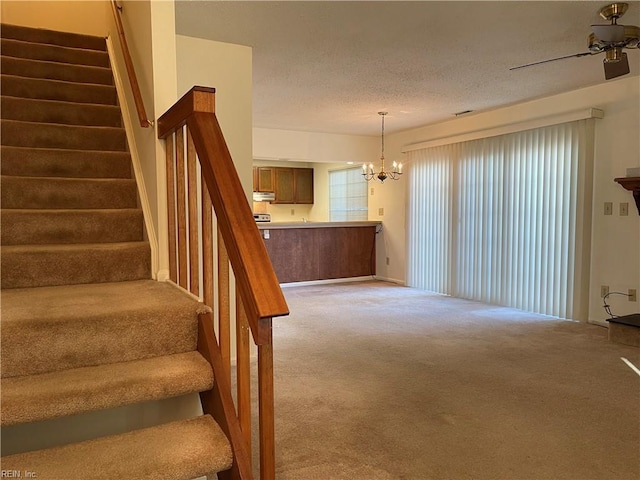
{"left": 362, "top": 111, "right": 402, "bottom": 183}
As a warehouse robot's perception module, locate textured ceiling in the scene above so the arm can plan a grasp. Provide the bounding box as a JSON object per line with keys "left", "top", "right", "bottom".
{"left": 175, "top": 1, "right": 640, "bottom": 136}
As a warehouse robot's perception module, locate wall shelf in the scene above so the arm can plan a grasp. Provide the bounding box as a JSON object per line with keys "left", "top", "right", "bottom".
{"left": 614, "top": 176, "right": 640, "bottom": 215}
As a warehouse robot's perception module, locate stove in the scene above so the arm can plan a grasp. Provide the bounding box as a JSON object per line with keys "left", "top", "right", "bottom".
{"left": 253, "top": 213, "right": 271, "bottom": 223}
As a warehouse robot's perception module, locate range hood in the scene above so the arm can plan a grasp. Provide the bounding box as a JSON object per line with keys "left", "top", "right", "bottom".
{"left": 253, "top": 191, "right": 275, "bottom": 202}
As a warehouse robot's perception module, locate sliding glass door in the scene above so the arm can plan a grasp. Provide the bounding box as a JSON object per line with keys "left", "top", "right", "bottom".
{"left": 407, "top": 119, "right": 594, "bottom": 320}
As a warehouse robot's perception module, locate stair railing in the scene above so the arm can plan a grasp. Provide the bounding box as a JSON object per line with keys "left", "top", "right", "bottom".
{"left": 110, "top": 0, "right": 153, "bottom": 128}
{"left": 158, "top": 86, "right": 289, "bottom": 480}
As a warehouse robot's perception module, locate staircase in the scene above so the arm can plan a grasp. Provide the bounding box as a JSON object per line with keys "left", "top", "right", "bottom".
{"left": 1, "top": 24, "right": 234, "bottom": 479}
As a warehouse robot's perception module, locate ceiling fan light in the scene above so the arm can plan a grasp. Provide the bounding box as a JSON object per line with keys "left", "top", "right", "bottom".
{"left": 604, "top": 47, "right": 623, "bottom": 62}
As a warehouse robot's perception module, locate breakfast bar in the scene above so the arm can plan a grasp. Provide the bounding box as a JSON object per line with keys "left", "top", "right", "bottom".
{"left": 257, "top": 221, "right": 381, "bottom": 284}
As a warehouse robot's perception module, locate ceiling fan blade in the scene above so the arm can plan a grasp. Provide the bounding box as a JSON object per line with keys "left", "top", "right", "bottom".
{"left": 509, "top": 51, "right": 594, "bottom": 71}
{"left": 592, "top": 24, "right": 626, "bottom": 42}
{"left": 604, "top": 52, "right": 630, "bottom": 79}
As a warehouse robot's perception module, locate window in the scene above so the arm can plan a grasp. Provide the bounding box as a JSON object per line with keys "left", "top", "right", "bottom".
{"left": 407, "top": 119, "right": 595, "bottom": 320}
{"left": 329, "top": 167, "right": 368, "bottom": 221}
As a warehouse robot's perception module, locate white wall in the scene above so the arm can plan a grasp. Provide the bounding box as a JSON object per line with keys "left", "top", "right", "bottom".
{"left": 1, "top": 0, "right": 109, "bottom": 35}
{"left": 254, "top": 127, "right": 378, "bottom": 165}
{"left": 176, "top": 35, "right": 253, "bottom": 198}
{"left": 379, "top": 75, "right": 640, "bottom": 322}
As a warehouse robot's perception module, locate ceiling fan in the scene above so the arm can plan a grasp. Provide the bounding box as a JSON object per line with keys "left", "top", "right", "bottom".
{"left": 511, "top": 2, "right": 639, "bottom": 80}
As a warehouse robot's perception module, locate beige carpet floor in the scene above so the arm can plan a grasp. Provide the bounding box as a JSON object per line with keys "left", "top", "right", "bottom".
{"left": 267, "top": 280, "right": 640, "bottom": 480}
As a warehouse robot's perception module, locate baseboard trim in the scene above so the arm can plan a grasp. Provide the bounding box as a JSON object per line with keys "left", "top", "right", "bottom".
{"left": 588, "top": 318, "right": 610, "bottom": 328}
{"left": 373, "top": 275, "right": 405, "bottom": 286}
{"left": 280, "top": 276, "right": 376, "bottom": 288}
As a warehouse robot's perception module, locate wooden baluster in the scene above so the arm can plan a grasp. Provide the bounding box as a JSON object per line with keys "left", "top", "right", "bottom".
{"left": 175, "top": 127, "right": 188, "bottom": 290}
{"left": 218, "top": 227, "right": 231, "bottom": 383}
{"left": 202, "top": 177, "right": 214, "bottom": 309}
{"left": 165, "top": 134, "right": 177, "bottom": 283}
{"left": 258, "top": 326, "right": 275, "bottom": 480}
{"left": 186, "top": 130, "right": 199, "bottom": 296}
{"left": 236, "top": 293, "right": 252, "bottom": 461}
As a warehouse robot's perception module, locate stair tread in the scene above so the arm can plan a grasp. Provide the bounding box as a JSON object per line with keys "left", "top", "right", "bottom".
{"left": 1, "top": 74, "right": 117, "bottom": 105}
{"left": 0, "top": 146, "right": 132, "bottom": 179}
{"left": 1, "top": 73, "right": 116, "bottom": 91}
{"left": 1, "top": 55, "right": 113, "bottom": 85}
{"left": 1, "top": 351, "right": 214, "bottom": 425}
{"left": 2, "top": 207, "right": 142, "bottom": 214}
{"left": 0, "top": 279, "right": 195, "bottom": 323}
{"left": 0, "top": 415, "right": 233, "bottom": 479}
{"left": 1, "top": 242, "right": 151, "bottom": 289}
{"left": 2, "top": 240, "right": 149, "bottom": 253}
{"left": 1, "top": 37, "right": 110, "bottom": 68}
{"left": 1, "top": 280, "right": 203, "bottom": 377}
{"left": 1, "top": 96, "right": 122, "bottom": 127}
{"left": 1, "top": 23, "right": 108, "bottom": 52}
{"left": 1, "top": 208, "right": 144, "bottom": 246}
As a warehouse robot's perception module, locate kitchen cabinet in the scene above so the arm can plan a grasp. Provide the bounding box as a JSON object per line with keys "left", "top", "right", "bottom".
{"left": 253, "top": 166, "right": 313, "bottom": 204}
{"left": 274, "top": 168, "right": 295, "bottom": 203}
{"left": 293, "top": 168, "right": 314, "bottom": 204}
{"left": 269, "top": 167, "right": 314, "bottom": 204}
{"left": 253, "top": 167, "right": 274, "bottom": 192}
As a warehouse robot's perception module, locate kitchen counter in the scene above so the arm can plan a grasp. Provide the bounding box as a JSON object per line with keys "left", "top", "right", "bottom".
{"left": 257, "top": 221, "right": 380, "bottom": 229}
{"left": 258, "top": 221, "right": 381, "bottom": 283}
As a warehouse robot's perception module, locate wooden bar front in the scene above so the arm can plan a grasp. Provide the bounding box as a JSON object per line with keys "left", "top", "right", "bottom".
{"left": 258, "top": 222, "right": 379, "bottom": 283}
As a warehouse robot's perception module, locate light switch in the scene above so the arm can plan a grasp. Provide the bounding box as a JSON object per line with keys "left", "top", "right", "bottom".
{"left": 263, "top": 229, "right": 270, "bottom": 239}
{"left": 620, "top": 202, "right": 629, "bottom": 216}
{"left": 378, "top": 208, "right": 384, "bottom": 216}
{"left": 604, "top": 202, "right": 613, "bottom": 215}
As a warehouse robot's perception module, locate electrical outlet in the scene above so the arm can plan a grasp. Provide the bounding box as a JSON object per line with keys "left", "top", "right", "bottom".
{"left": 290, "top": 209, "right": 295, "bottom": 216}
{"left": 601, "top": 285, "right": 609, "bottom": 298}
{"left": 378, "top": 207, "right": 384, "bottom": 216}
{"left": 604, "top": 202, "right": 613, "bottom": 215}
{"left": 620, "top": 202, "right": 629, "bottom": 216}
{"left": 263, "top": 229, "right": 270, "bottom": 240}
{"left": 386, "top": 257, "right": 390, "bottom": 266}
{"left": 629, "top": 289, "right": 637, "bottom": 302}
{"left": 370, "top": 187, "right": 375, "bottom": 196}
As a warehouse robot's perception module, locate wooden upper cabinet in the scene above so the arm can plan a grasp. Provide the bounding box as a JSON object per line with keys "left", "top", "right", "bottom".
{"left": 274, "top": 168, "right": 295, "bottom": 203}
{"left": 294, "top": 168, "right": 314, "bottom": 204}
{"left": 253, "top": 167, "right": 274, "bottom": 192}
{"left": 255, "top": 166, "right": 314, "bottom": 204}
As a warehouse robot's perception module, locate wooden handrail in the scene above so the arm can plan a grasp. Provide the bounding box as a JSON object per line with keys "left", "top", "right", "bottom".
{"left": 159, "top": 87, "right": 289, "bottom": 342}
{"left": 110, "top": 0, "right": 153, "bottom": 128}
{"left": 159, "top": 86, "right": 289, "bottom": 480}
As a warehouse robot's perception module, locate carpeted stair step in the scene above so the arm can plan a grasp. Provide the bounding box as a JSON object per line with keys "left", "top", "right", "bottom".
{"left": 1, "top": 96, "right": 122, "bottom": 127}
{"left": 1, "top": 119, "right": 125, "bottom": 150}
{"left": 1, "top": 38, "right": 110, "bottom": 68}
{"left": 1, "top": 75, "right": 117, "bottom": 105}
{"left": 1, "top": 280, "right": 200, "bottom": 377}
{"left": 1, "top": 209, "right": 144, "bottom": 245}
{"left": 1, "top": 352, "right": 214, "bottom": 425}
{"left": 1, "top": 23, "right": 107, "bottom": 52}
{"left": 1, "top": 146, "right": 132, "bottom": 178}
{"left": 1, "top": 241, "right": 151, "bottom": 289}
{"left": 1, "top": 176, "right": 137, "bottom": 209}
{"left": 1, "top": 55, "right": 113, "bottom": 85}
{"left": 1, "top": 415, "right": 233, "bottom": 479}
{"left": 1, "top": 120, "right": 125, "bottom": 151}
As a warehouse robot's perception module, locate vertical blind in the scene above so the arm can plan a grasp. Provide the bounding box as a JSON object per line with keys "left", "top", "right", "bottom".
{"left": 407, "top": 119, "right": 594, "bottom": 320}
{"left": 329, "top": 167, "right": 368, "bottom": 221}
